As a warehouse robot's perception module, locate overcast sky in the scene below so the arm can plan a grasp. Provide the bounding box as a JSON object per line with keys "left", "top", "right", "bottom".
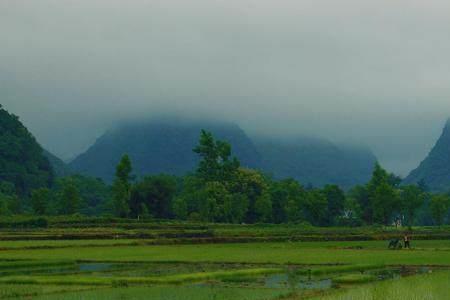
{"left": 2, "top": 0, "right": 450, "bottom": 175}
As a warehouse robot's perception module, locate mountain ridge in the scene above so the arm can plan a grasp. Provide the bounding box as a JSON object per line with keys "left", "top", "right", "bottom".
{"left": 404, "top": 119, "right": 450, "bottom": 191}
{"left": 70, "top": 119, "right": 377, "bottom": 188}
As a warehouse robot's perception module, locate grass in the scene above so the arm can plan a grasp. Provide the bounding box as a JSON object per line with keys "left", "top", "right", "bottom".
{"left": 2, "top": 224, "right": 450, "bottom": 299}
{"left": 313, "top": 271, "right": 450, "bottom": 299}
{"left": 0, "top": 284, "right": 94, "bottom": 299}
{"left": 333, "top": 274, "right": 377, "bottom": 284}
{"left": 2, "top": 241, "right": 450, "bottom": 266}
{"left": 29, "top": 285, "right": 291, "bottom": 300}
{"left": 0, "top": 268, "right": 284, "bottom": 286}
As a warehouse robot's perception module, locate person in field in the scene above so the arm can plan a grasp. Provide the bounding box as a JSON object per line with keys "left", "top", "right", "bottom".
{"left": 404, "top": 233, "right": 411, "bottom": 249}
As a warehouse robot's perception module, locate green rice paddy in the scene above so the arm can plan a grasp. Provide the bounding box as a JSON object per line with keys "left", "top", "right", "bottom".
{"left": 1, "top": 224, "right": 450, "bottom": 299}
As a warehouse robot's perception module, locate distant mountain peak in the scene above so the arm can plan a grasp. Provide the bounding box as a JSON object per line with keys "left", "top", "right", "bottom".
{"left": 70, "top": 118, "right": 377, "bottom": 188}
{"left": 444, "top": 118, "right": 450, "bottom": 131}
{"left": 70, "top": 119, "right": 262, "bottom": 183}
{"left": 404, "top": 118, "right": 450, "bottom": 191}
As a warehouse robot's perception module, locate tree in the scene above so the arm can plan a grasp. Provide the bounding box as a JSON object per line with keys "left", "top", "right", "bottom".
{"left": 193, "top": 130, "right": 240, "bottom": 182}
{"left": 303, "top": 189, "right": 328, "bottom": 226}
{"left": 400, "top": 185, "right": 425, "bottom": 228}
{"left": 323, "top": 185, "right": 345, "bottom": 225}
{"left": 177, "top": 131, "right": 250, "bottom": 224}
{"left": 31, "top": 188, "right": 50, "bottom": 215}
{"left": 430, "top": 194, "right": 450, "bottom": 226}
{"left": 60, "top": 179, "right": 80, "bottom": 215}
{"left": 0, "top": 106, "right": 54, "bottom": 196}
{"left": 112, "top": 180, "right": 130, "bottom": 218}
{"left": 348, "top": 185, "right": 370, "bottom": 224}
{"left": 0, "top": 181, "right": 20, "bottom": 214}
{"left": 270, "top": 179, "right": 305, "bottom": 224}
{"left": 231, "top": 168, "right": 267, "bottom": 224}
{"left": 129, "top": 175, "right": 178, "bottom": 219}
{"left": 367, "top": 163, "right": 400, "bottom": 225}
{"left": 254, "top": 192, "right": 272, "bottom": 223}
{"left": 341, "top": 196, "right": 362, "bottom": 226}
{"left": 372, "top": 182, "right": 400, "bottom": 225}
{"left": 112, "top": 155, "right": 133, "bottom": 217}
{"left": 0, "top": 193, "right": 12, "bottom": 215}
{"left": 172, "top": 197, "right": 188, "bottom": 220}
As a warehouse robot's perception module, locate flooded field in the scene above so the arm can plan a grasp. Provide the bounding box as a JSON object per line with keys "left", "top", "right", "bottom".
{"left": 2, "top": 237, "right": 450, "bottom": 299}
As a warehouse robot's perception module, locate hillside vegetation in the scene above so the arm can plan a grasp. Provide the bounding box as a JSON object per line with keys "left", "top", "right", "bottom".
{"left": 0, "top": 105, "right": 53, "bottom": 196}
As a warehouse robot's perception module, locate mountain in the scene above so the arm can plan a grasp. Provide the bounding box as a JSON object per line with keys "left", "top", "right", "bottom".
{"left": 404, "top": 119, "right": 450, "bottom": 191}
{"left": 254, "top": 136, "right": 377, "bottom": 189}
{"left": 0, "top": 105, "right": 53, "bottom": 195}
{"left": 70, "top": 119, "right": 262, "bottom": 182}
{"left": 43, "top": 150, "right": 72, "bottom": 178}
{"left": 70, "top": 118, "right": 377, "bottom": 188}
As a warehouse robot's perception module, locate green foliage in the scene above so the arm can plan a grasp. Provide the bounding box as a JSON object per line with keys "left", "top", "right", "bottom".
{"left": 254, "top": 192, "right": 272, "bottom": 223}
{"left": 371, "top": 182, "right": 400, "bottom": 225}
{"left": 349, "top": 185, "right": 370, "bottom": 224}
{"left": 112, "top": 155, "right": 133, "bottom": 217}
{"left": 0, "top": 105, "right": 54, "bottom": 197}
{"left": 231, "top": 168, "right": 268, "bottom": 223}
{"left": 340, "top": 196, "right": 362, "bottom": 226}
{"left": 0, "top": 181, "right": 18, "bottom": 215}
{"left": 400, "top": 185, "right": 425, "bottom": 227}
{"left": 303, "top": 189, "right": 328, "bottom": 226}
{"left": 323, "top": 184, "right": 345, "bottom": 225}
{"left": 430, "top": 194, "right": 450, "bottom": 226}
{"left": 177, "top": 132, "right": 254, "bottom": 224}
{"left": 112, "top": 180, "right": 129, "bottom": 218}
{"left": 0, "top": 193, "right": 12, "bottom": 215}
{"left": 130, "top": 175, "right": 178, "bottom": 219}
{"left": 31, "top": 188, "right": 50, "bottom": 215}
{"left": 115, "top": 154, "right": 132, "bottom": 188}
{"left": 366, "top": 163, "right": 400, "bottom": 225}
{"left": 172, "top": 197, "right": 188, "bottom": 220}
{"left": 193, "top": 130, "right": 240, "bottom": 182}
{"left": 59, "top": 179, "right": 81, "bottom": 215}
{"left": 270, "top": 179, "right": 305, "bottom": 224}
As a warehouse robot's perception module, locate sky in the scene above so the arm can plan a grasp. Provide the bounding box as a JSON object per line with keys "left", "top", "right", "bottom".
{"left": 2, "top": 0, "right": 450, "bottom": 176}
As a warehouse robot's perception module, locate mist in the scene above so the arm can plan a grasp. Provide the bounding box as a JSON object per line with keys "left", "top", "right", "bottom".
{"left": 2, "top": 0, "right": 450, "bottom": 175}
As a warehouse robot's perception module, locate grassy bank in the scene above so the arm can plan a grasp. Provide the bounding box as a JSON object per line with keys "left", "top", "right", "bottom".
{"left": 313, "top": 271, "right": 450, "bottom": 299}
{"left": 2, "top": 241, "right": 450, "bottom": 266}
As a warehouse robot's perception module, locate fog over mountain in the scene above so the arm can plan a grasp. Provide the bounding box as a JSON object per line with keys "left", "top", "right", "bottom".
{"left": 3, "top": 0, "right": 450, "bottom": 175}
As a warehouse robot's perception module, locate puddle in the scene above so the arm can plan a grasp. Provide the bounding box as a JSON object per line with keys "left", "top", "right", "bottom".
{"left": 265, "top": 273, "right": 332, "bottom": 290}
{"left": 78, "top": 263, "right": 113, "bottom": 272}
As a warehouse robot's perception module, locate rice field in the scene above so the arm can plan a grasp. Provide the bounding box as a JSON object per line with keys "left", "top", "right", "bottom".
{"left": 1, "top": 223, "right": 450, "bottom": 299}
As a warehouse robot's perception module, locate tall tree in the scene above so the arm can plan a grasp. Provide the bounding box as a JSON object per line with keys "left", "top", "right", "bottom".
{"left": 430, "top": 194, "right": 450, "bottom": 226}
{"left": 348, "top": 185, "right": 370, "bottom": 224}
{"left": 367, "top": 162, "right": 400, "bottom": 225}
{"left": 372, "top": 182, "right": 400, "bottom": 225}
{"left": 112, "top": 154, "right": 133, "bottom": 217}
{"left": 60, "top": 179, "right": 80, "bottom": 215}
{"left": 323, "top": 185, "right": 345, "bottom": 225}
{"left": 129, "top": 175, "right": 177, "bottom": 219}
{"left": 193, "top": 130, "right": 240, "bottom": 182}
{"left": 31, "top": 188, "right": 50, "bottom": 215}
{"left": 303, "top": 189, "right": 328, "bottom": 226}
{"left": 400, "top": 185, "right": 425, "bottom": 228}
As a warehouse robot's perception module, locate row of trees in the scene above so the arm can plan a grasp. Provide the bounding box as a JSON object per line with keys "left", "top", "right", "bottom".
{"left": 2, "top": 130, "right": 450, "bottom": 226}
{"left": 100, "top": 130, "right": 450, "bottom": 226}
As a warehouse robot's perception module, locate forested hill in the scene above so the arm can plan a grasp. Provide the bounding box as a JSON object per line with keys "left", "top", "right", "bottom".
{"left": 70, "top": 119, "right": 377, "bottom": 188}
{"left": 404, "top": 119, "right": 450, "bottom": 191}
{"left": 254, "top": 136, "right": 377, "bottom": 189}
{"left": 43, "top": 150, "right": 72, "bottom": 178}
{"left": 0, "top": 105, "right": 53, "bottom": 195}
{"left": 70, "top": 119, "right": 262, "bottom": 183}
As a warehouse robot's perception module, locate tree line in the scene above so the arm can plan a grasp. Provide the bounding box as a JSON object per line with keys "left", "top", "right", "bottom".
{"left": 1, "top": 130, "right": 450, "bottom": 226}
